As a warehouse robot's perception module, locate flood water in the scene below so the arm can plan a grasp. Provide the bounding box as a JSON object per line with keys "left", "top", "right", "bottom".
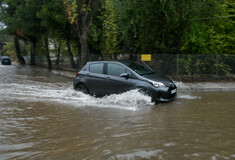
{"left": 0, "top": 64, "right": 234, "bottom": 160}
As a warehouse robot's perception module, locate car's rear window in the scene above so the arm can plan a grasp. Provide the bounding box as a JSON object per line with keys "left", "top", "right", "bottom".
{"left": 89, "top": 63, "right": 104, "bottom": 74}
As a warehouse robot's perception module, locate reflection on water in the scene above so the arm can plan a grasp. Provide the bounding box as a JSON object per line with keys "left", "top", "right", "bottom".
{"left": 0, "top": 65, "right": 235, "bottom": 160}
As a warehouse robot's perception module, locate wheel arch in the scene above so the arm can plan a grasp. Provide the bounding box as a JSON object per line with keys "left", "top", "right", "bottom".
{"left": 75, "top": 82, "right": 90, "bottom": 94}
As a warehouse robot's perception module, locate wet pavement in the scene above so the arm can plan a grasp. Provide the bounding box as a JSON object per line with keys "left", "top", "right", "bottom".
{"left": 0, "top": 64, "right": 235, "bottom": 160}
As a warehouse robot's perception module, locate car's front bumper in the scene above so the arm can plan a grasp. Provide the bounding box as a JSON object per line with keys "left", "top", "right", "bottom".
{"left": 151, "top": 86, "right": 177, "bottom": 102}
{"left": 1, "top": 61, "right": 11, "bottom": 65}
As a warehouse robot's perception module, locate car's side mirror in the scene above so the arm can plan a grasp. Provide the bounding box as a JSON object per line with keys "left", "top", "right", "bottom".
{"left": 120, "top": 73, "right": 130, "bottom": 78}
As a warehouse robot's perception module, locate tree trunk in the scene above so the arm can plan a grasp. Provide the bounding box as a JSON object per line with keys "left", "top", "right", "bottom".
{"left": 14, "top": 36, "right": 25, "bottom": 64}
{"left": 80, "top": 35, "right": 89, "bottom": 67}
{"left": 130, "top": 24, "right": 134, "bottom": 60}
{"left": 66, "top": 37, "right": 76, "bottom": 68}
{"left": 30, "top": 40, "right": 36, "bottom": 65}
{"left": 55, "top": 42, "right": 61, "bottom": 65}
{"left": 44, "top": 36, "right": 52, "bottom": 70}
{"left": 79, "top": 16, "right": 89, "bottom": 67}
{"left": 76, "top": 42, "right": 81, "bottom": 69}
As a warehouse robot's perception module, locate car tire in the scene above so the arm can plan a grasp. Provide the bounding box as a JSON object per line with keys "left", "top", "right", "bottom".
{"left": 76, "top": 83, "right": 89, "bottom": 94}
{"left": 138, "top": 87, "right": 159, "bottom": 104}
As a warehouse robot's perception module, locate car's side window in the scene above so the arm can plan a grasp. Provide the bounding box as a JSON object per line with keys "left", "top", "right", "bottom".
{"left": 108, "top": 63, "right": 126, "bottom": 77}
{"left": 89, "top": 63, "right": 104, "bottom": 74}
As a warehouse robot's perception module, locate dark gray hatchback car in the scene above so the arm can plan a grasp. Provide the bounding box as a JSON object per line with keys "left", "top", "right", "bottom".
{"left": 74, "top": 61, "right": 177, "bottom": 103}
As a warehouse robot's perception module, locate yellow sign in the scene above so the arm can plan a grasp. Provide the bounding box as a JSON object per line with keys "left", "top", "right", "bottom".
{"left": 141, "top": 54, "right": 151, "bottom": 61}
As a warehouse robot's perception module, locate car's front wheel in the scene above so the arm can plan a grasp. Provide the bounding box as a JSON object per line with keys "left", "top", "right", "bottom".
{"left": 138, "top": 87, "right": 151, "bottom": 96}
{"left": 76, "top": 83, "right": 89, "bottom": 94}
{"left": 138, "top": 87, "right": 159, "bottom": 104}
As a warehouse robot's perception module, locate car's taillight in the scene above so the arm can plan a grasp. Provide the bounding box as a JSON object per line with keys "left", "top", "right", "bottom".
{"left": 76, "top": 72, "right": 79, "bottom": 78}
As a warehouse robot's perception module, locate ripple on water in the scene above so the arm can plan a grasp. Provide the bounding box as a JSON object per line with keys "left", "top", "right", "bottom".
{"left": 111, "top": 149, "right": 163, "bottom": 159}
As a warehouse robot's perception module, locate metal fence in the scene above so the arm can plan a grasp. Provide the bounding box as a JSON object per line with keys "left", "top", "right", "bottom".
{"left": 143, "top": 54, "right": 235, "bottom": 76}
{"left": 24, "top": 54, "right": 235, "bottom": 77}
{"left": 89, "top": 54, "right": 235, "bottom": 76}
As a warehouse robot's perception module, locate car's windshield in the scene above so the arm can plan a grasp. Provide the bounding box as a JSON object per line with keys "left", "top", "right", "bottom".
{"left": 122, "top": 61, "right": 154, "bottom": 75}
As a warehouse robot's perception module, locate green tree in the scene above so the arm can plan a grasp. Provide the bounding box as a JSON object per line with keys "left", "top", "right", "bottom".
{"left": 2, "top": 41, "right": 15, "bottom": 59}
{"left": 37, "top": 0, "right": 77, "bottom": 68}
{"left": 0, "top": 0, "right": 26, "bottom": 63}
{"left": 14, "top": 0, "right": 43, "bottom": 65}
{"left": 115, "top": 0, "right": 193, "bottom": 55}
{"left": 101, "top": 0, "right": 119, "bottom": 55}
{"left": 181, "top": 0, "right": 234, "bottom": 54}
{"left": 63, "top": 0, "right": 100, "bottom": 66}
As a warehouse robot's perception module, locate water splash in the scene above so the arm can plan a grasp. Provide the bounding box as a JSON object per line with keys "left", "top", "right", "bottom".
{"left": 174, "top": 81, "right": 190, "bottom": 90}
{"left": 174, "top": 81, "right": 201, "bottom": 100}
{"left": 0, "top": 79, "right": 201, "bottom": 110}
{"left": 0, "top": 82, "right": 152, "bottom": 111}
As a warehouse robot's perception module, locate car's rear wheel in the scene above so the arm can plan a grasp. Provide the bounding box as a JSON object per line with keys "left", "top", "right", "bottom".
{"left": 76, "top": 83, "right": 89, "bottom": 94}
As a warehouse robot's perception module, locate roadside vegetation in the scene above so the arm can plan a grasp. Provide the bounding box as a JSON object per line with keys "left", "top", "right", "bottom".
{"left": 0, "top": 0, "right": 234, "bottom": 74}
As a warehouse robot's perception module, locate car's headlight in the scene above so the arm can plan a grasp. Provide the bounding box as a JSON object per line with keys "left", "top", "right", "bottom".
{"left": 149, "top": 80, "right": 165, "bottom": 88}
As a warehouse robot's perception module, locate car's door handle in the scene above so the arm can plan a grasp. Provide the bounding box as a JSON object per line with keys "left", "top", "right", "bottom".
{"left": 106, "top": 76, "right": 110, "bottom": 79}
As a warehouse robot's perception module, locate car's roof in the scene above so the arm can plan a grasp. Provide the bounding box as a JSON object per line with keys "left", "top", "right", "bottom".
{"left": 87, "top": 60, "right": 136, "bottom": 64}
{"left": 88, "top": 60, "right": 119, "bottom": 63}
{"left": 1, "top": 56, "right": 9, "bottom": 58}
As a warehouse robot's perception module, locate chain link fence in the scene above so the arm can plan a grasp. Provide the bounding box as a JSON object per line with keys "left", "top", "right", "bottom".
{"left": 89, "top": 54, "right": 235, "bottom": 76}
{"left": 24, "top": 54, "right": 235, "bottom": 80}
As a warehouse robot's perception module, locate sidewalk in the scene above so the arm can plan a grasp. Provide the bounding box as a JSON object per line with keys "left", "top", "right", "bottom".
{"left": 184, "top": 82, "right": 235, "bottom": 92}
{"left": 52, "top": 70, "right": 76, "bottom": 79}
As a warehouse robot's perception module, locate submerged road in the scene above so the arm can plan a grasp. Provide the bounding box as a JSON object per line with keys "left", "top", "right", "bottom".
{"left": 0, "top": 64, "right": 235, "bottom": 160}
